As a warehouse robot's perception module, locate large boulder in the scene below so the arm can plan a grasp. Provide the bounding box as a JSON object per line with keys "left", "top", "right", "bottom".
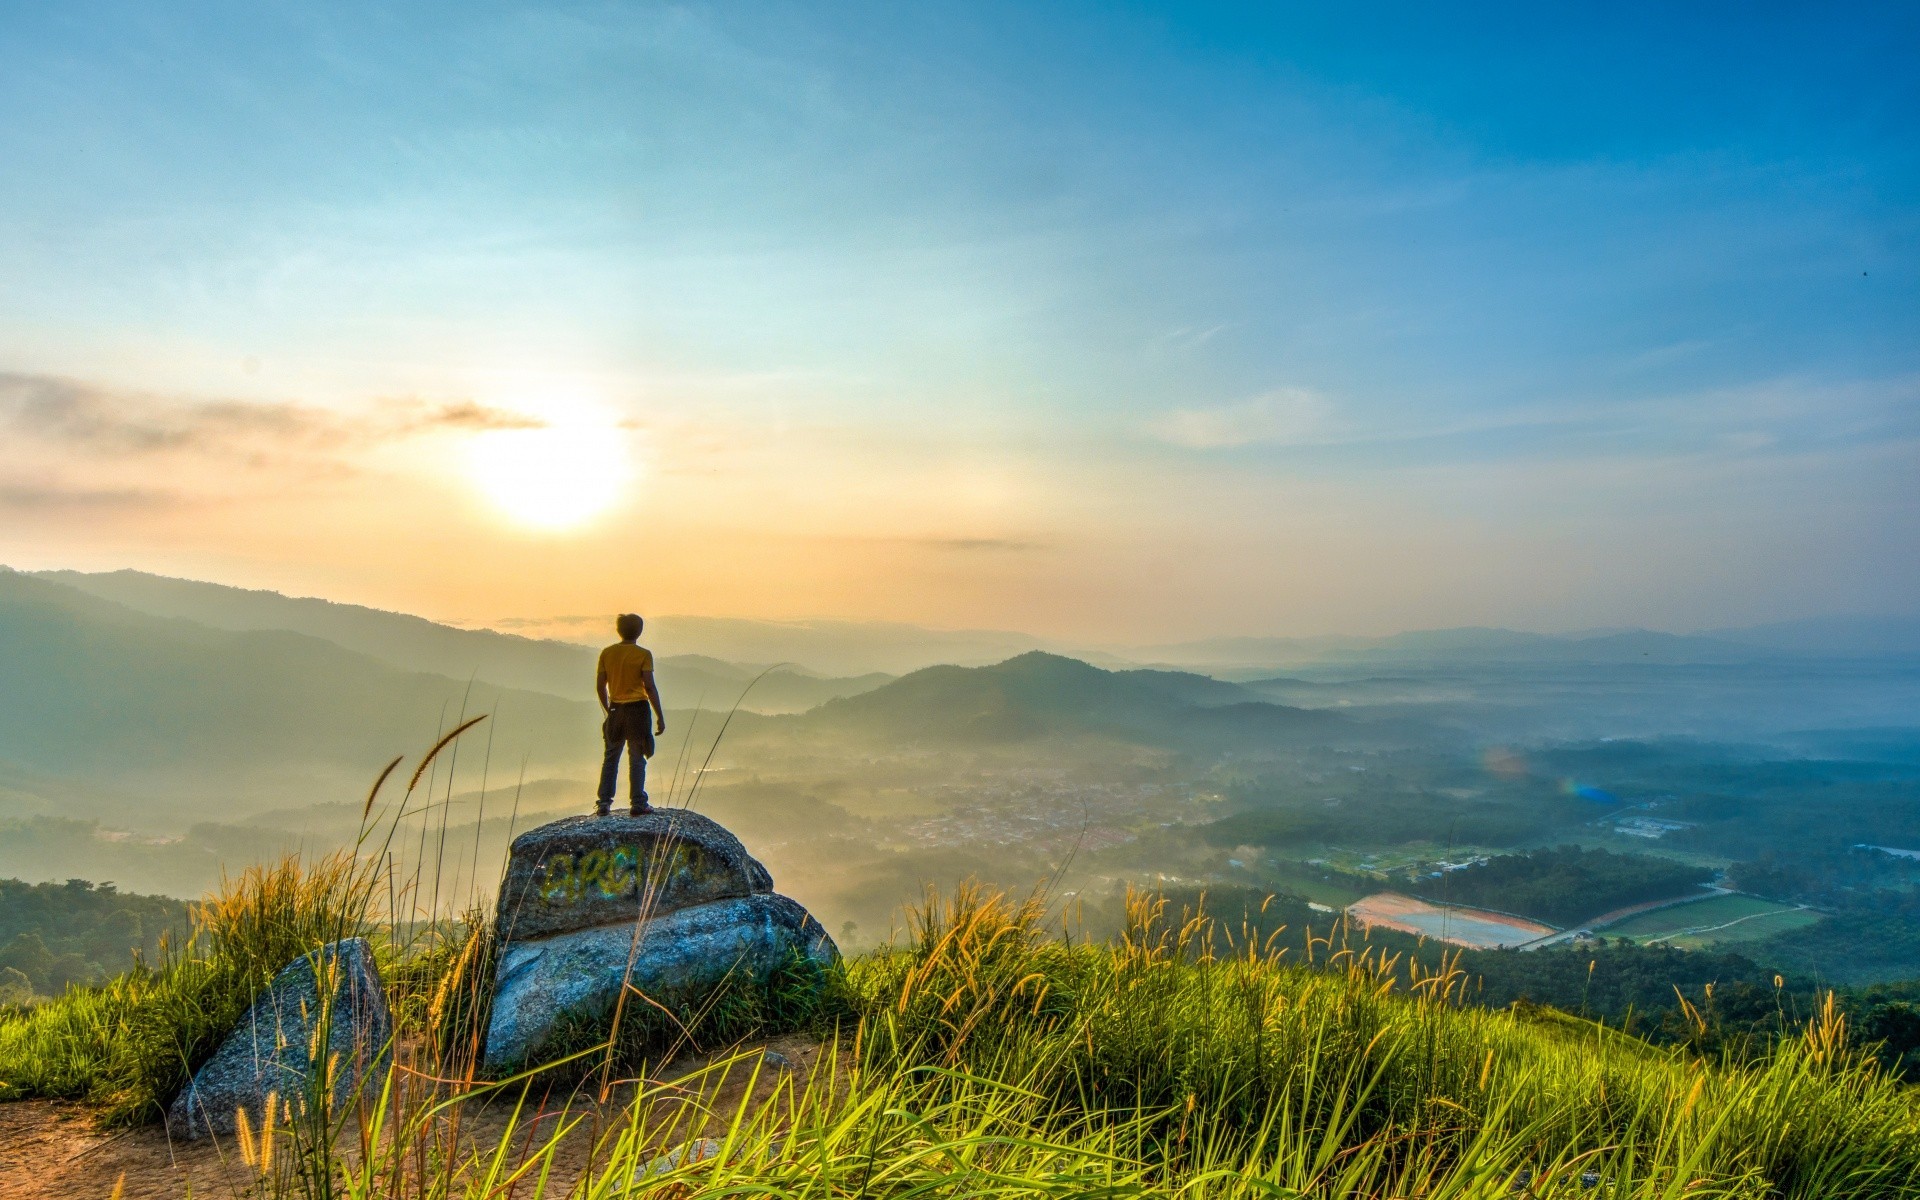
{"left": 495, "top": 810, "right": 773, "bottom": 942}
{"left": 483, "top": 810, "right": 836, "bottom": 1071}
{"left": 168, "top": 937, "right": 391, "bottom": 1140}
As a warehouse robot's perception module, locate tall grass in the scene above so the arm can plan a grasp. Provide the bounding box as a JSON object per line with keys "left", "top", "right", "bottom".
{"left": 0, "top": 723, "right": 471, "bottom": 1125}
{"left": 0, "top": 852, "right": 374, "bottom": 1124}
{"left": 839, "top": 885, "right": 1920, "bottom": 1199}
{"left": 138, "top": 873, "right": 1920, "bottom": 1199}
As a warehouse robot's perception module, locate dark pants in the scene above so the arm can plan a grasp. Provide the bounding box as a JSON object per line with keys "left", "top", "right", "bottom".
{"left": 598, "top": 702, "right": 656, "bottom": 808}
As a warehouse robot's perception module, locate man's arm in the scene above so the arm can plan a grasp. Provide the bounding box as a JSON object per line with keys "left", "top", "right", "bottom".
{"left": 642, "top": 671, "right": 665, "bottom": 735}
{"left": 596, "top": 666, "right": 611, "bottom": 714}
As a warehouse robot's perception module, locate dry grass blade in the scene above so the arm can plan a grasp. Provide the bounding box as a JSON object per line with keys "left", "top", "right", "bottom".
{"left": 362, "top": 753, "right": 405, "bottom": 821}
{"left": 406, "top": 714, "right": 488, "bottom": 794}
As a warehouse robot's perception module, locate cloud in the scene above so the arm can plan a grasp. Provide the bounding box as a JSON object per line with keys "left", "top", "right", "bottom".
{"left": 912, "top": 537, "right": 1044, "bottom": 553}
{"left": 0, "top": 372, "right": 542, "bottom": 460}
{"left": 0, "top": 371, "right": 553, "bottom": 515}
{"left": 0, "top": 373, "right": 336, "bottom": 456}
{"left": 1154, "top": 325, "right": 1230, "bottom": 354}
{"left": 390, "top": 400, "right": 546, "bottom": 434}
{"left": 0, "top": 481, "right": 180, "bottom": 511}
{"left": 1146, "top": 388, "right": 1334, "bottom": 449}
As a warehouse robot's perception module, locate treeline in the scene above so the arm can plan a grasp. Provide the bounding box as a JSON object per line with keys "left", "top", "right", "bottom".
{"left": 1202, "top": 762, "right": 1589, "bottom": 850}
{"left": 1413, "top": 845, "right": 1712, "bottom": 926}
{"left": 0, "top": 878, "right": 189, "bottom": 1002}
{"left": 1730, "top": 846, "right": 1920, "bottom": 915}
{"left": 1729, "top": 847, "right": 1920, "bottom": 984}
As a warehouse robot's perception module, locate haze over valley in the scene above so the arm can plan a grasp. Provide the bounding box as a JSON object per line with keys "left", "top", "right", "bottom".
{"left": 7, "top": 565, "right": 1918, "bottom": 994}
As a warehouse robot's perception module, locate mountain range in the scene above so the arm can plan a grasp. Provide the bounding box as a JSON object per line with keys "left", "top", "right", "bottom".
{"left": 0, "top": 570, "right": 1360, "bottom": 827}
{"left": 8, "top": 566, "right": 1919, "bottom": 833}
{"left": 0, "top": 569, "right": 597, "bottom": 825}
{"left": 38, "top": 570, "right": 892, "bottom": 714}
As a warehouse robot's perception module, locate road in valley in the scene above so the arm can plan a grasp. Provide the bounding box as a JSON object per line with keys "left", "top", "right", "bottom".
{"left": 1517, "top": 886, "right": 1732, "bottom": 950}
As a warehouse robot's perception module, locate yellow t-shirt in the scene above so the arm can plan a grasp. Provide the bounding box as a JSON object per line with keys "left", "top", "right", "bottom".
{"left": 596, "top": 642, "right": 656, "bottom": 704}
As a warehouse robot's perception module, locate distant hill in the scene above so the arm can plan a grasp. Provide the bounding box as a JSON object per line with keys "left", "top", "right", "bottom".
{"left": 654, "top": 653, "right": 894, "bottom": 715}
{"left": 1708, "top": 615, "right": 1920, "bottom": 660}
{"left": 0, "top": 570, "right": 598, "bottom": 823}
{"left": 783, "top": 651, "right": 1341, "bottom": 746}
{"left": 1140, "top": 626, "right": 1773, "bottom": 670}
{"left": 36, "top": 569, "right": 891, "bottom": 713}
{"left": 595, "top": 614, "right": 1075, "bottom": 676}
{"left": 1360, "top": 628, "right": 1765, "bottom": 666}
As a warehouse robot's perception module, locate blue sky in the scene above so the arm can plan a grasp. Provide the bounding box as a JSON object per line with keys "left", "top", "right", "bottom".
{"left": 0, "top": 3, "right": 1914, "bottom": 638}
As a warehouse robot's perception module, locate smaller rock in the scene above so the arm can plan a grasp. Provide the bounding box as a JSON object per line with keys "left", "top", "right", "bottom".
{"left": 628, "top": 1136, "right": 785, "bottom": 1186}
{"left": 635, "top": 1137, "right": 725, "bottom": 1179}
{"left": 167, "top": 938, "right": 391, "bottom": 1140}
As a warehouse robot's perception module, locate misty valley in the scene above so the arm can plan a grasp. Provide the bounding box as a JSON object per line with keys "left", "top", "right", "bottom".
{"left": 5, "top": 567, "right": 1920, "bottom": 1060}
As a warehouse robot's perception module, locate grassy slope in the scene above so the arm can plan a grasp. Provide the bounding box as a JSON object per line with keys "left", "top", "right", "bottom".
{"left": 843, "top": 887, "right": 1920, "bottom": 1199}
{"left": 2, "top": 861, "right": 1917, "bottom": 1197}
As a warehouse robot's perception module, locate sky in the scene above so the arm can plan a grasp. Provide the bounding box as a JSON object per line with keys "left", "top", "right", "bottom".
{"left": 0, "top": 2, "right": 1915, "bottom": 642}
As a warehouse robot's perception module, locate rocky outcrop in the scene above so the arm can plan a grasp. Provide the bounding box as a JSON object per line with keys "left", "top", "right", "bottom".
{"left": 483, "top": 810, "right": 836, "bottom": 1071}
{"left": 167, "top": 938, "right": 391, "bottom": 1140}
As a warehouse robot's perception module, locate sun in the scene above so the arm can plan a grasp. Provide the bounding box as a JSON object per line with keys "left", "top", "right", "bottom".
{"left": 465, "top": 407, "right": 634, "bottom": 530}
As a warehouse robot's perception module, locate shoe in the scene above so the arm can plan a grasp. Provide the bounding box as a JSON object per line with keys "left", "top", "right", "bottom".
{"left": 594, "top": 804, "right": 613, "bottom": 817}
{"left": 629, "top": 798, "right": 654, "bottom": 816}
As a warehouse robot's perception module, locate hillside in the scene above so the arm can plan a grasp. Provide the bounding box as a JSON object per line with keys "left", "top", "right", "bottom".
{"left": 37, "top": 569, "right": 891, "bottom": 713}
{"left": 0, "top": 570, "right": 598, "bottom": 824}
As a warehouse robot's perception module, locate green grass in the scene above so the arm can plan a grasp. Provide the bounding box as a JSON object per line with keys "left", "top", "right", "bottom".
{"left": 1, "top": 826, "right": 1916, "bottom": 1196}
{"left": 1606, "top": 894, "right": 1826, "bottom": 948}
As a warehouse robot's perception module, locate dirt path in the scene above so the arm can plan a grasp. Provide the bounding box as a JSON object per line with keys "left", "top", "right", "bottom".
{"left": 0, "top": 1034, "right": 825, "bottom": 1200}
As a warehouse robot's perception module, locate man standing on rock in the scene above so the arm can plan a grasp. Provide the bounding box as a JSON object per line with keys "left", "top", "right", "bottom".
{"left": 596, "top": 613, "right": 666, "bottom": 816}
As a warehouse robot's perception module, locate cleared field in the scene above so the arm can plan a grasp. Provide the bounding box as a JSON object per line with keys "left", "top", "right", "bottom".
{"left": 1347, "top": 891, "right": 1553, "bottom": 949}
{"left": 1604, "top": 893, "right": 1824, "bottom": 948}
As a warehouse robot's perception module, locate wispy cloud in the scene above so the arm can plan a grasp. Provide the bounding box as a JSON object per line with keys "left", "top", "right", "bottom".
{"left": 916, "top": 536, "right": 1044, "bottom": 553}
{"left": 1143, "top": 374, "right": 1920, "bottom": 468}
{"left": 402, "top": 400, "right": 545, "bottom": 433}
{"left": 0, "top": 481, "right": 180, "bottom": 511}
{"left": 1146, "top": 388, "right": 1335, "bottom": 449}
{"left": 0, "top": 371, "right": 546, "bottom": 514}
{"left": 0, "top": 372, "right": 540, "bottom": 461}
{"left": 0, "top": 373, "right": 334, "bottom": 456}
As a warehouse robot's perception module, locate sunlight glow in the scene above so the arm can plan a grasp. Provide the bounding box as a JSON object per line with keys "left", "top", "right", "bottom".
{"left": 465, "top": 404, "right": 634, "bottom": 530}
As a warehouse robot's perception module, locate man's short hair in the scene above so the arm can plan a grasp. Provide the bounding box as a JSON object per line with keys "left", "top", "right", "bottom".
{"left": 615, "top": 613, "right": 643, "bottom": 640}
